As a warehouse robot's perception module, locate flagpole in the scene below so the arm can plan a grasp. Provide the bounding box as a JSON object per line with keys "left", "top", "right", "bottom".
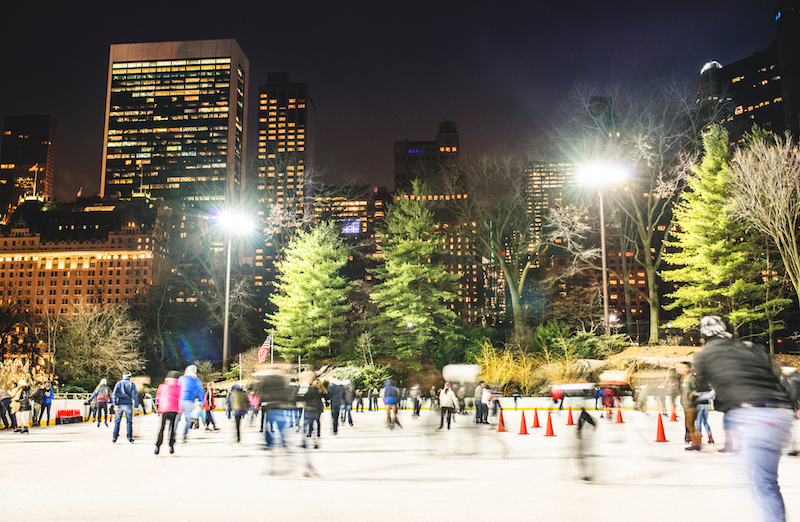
{"left": 238, "top": 353, "right": 242, "bottom": 382}
{"left": 270, "top": 328, "right": 274, "bottom": 365}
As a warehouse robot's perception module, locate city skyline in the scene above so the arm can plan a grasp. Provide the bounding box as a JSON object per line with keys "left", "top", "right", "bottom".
{"left": 0, "top": 1, "right": 778, "bottom": 202}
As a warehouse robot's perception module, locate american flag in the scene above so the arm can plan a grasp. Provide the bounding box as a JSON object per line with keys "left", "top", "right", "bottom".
{"left": 257, "top": 331, "right": 273, "bottom": 363}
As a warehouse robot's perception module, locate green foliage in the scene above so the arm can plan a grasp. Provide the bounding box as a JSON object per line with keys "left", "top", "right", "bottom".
{"left": 662, "top": 125, "right": 791, "bottom": 337}
{"left": 67, "top": 378, "right": 97, "bottom": 393}
{"left": 370, "top": 181, "right": 463, "bottom": 359}
{"left": 332, "top": 364, "right": 393, "bottom": 391}
{"left": 268, "top": 221, "right": 356, "bottom": 361}
{"left": 430, "top": 325, "right": 491, "bottom": 369}
{"left": 59, "top": 385, "right": 88, "bottom": 394}
{"left": 530, "top": 321, "right": 572, "bottom": 354}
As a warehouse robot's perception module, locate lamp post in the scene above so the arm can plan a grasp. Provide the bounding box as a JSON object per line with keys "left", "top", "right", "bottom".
{"left": 578, "top": 162, "right": 628, "bottom": 336}
{"left": 212, "top": 210, "right": 255, "bottom": 370}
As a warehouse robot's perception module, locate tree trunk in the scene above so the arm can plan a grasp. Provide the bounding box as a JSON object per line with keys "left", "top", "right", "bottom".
{"left": 645, "top": 264, "right": 661, "bottom": 344}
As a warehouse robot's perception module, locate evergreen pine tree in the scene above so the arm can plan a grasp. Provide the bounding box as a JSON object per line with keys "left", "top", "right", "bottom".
{"left": 370, "top": 181, "right": 462, "bottom": 359}
{"left": 268, "top": 221, "right": 355, "bottom": 361}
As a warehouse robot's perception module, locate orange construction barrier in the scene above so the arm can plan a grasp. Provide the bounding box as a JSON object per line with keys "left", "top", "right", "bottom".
{"left": 544, "top": 411, "right": 556, "bottom": 437}
{"left": 497, "top": 409, "right": 506, "bottom": 432}
{"left": 566, "top": 407, "right": 574, "bottom": 426}
{"left": 655, "top": 412, "right": 668, "bottom": 442}
{"left": 519, "top": 411, "right": 529, "bottom": 435}
{"left": 670, "top": 404, "right": 678, "bottom": 422}
{"left": 532, "top": 408, "right": 541, "bottom": 428}
{"left": 615, "top": 407, "right": 624, "bottom": 423}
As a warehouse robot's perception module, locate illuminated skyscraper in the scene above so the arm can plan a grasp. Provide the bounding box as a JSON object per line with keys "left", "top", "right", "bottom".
{"left": 253, "top": 73, "right": 314, "bottom": 317}
{"left": 101, "top": 39, "right": 248, "bottom": 207}
{"left": 394, "top": 121, "right": 458, "bottom": 193}
{"left": 0, "top": 115, "right": 56, "bottom": 221}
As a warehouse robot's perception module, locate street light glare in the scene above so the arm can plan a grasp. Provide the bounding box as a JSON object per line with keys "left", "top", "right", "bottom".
{"left": 213, "top": 209, "right": 256, "bottom": 235}
{"left": 577, "top": 162, "right": 629, "bottom": 187}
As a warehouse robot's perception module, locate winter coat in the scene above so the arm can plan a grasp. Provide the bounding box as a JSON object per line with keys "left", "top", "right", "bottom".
{"left": 328, "top": 382, "right": 346, "bottom": 406}
{"left": 12, "top": 386, "right": 31, "bottom": 411}
{"left": 178, "top": 374, "right": 204, "bottom": 403}
{"left": 0, "top": 389, "right": 10, "bottom": 402}
{"left": 439, "top": 388, "right": 459, "bottom": 409}
{"left": 112, "top": 378, "right": 138, "bottom": 406}
{"left": 156, "top": 378, "right": 181, "bottom": 413}
{"left": 43, "top": 388, "right": 53, "bottom": 404}
{"left": 298, "top": 385, "right": 324, "bottom": 415}
{"left": 230, "top": 387, "right": 249, "bottom": 412}
{"left": 89, "top": 384, "right": 112, "bottom": 403}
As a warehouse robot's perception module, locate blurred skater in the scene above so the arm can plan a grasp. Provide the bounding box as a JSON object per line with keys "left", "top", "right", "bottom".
{"left": 154, "top": 371, "right": 181, "bottom": 455}
{"left": 438, "top": 382, "right": 459, "bottom": 430}
{"left": 695, "top": 316, "right": 794, "bottom": 522}
{"left": 576, "top": 408, "right": 597, "bottom": 481}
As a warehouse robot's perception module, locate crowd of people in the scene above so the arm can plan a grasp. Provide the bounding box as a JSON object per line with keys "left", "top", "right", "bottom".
{"left": 0, "top": 379, "right": 54, "bottom": 433}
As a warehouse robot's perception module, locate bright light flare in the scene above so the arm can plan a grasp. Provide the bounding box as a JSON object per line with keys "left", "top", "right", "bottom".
{"left": 212, "top": 209, "right": 256, "bottom": 235}
{"left": 577, "top": 161, "right": 629, "bottom": 187}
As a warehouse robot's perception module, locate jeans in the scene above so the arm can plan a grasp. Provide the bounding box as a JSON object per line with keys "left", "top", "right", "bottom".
{"left": 330, "top": 403, "right": 343, "bottom": 433}
{"left": 156, "top": 412, "right": 178, "bottom": 447}
{"left": 341, "top": 404, "right": 352, "bottom": 425}
{"left": 180, "top": 400, "right": 195, "bottom": 440}
{"left": 112, "top": 404, "right": 134, "bottom": 441}
{"left": 39, "top": 402, "right": 51, "bottom": 425}
{"left": 265, "top": 409, "right": 288, "bottom": 447}
{"left": 474, "top": 399, "right": 482, "bottom": 423}
{"left": 726, "top": 407, "right": 794, "bottom": 522}
{"left": 696, "top": 404, "right": 711, "bottom": 436}
{"left": 0, "top": 398, "right": 15, "bottom": 428}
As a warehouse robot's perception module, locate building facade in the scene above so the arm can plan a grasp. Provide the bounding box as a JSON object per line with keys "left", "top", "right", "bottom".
{"left": 394, "top": 121, "right": 459, "bottom": 193}
{"left": 0, "top": 115, "right": 57, "bottom": 222}
{"left": 101, "top": 39, "right": 248, "bottom": 207}
{"left": 0, "top": 197, "right": 157, "bottom": 317}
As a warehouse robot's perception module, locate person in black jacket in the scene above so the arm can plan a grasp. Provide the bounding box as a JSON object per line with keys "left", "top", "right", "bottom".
{"left": 327, "top": 377, "right": 346, "bottom": 435}
{"left": 694, "top": 316, "right": 794, "bottom": 522}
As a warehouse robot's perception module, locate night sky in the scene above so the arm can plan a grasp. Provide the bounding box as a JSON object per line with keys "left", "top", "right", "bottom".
{"left": 0, "top": 1, "right": 778, "bottom": 201}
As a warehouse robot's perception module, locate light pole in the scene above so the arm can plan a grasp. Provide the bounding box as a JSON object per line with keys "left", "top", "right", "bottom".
{"left": 212, "top": 209, "right": 255, "bottom": 370}
{"left": 578, "top": 162, "right": 628, "bottom": 336}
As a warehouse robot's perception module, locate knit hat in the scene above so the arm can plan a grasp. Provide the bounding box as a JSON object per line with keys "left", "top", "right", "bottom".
{"left": 444, "top": 382, "right": 451, "bottom": 389}
{"left": 185, "top": 365, "right": 198, "bottom": 377}
{"left": 700, "top": 316, "right": 733, "bottom": 339}
{"left": 122, "top": 372, "right": 132, "bottom": 379}
{"left": 100, "top": 378, "right": 107, "bottom": 385}
{"left": 18, "top": 379, "right": 27, "bottom": 387}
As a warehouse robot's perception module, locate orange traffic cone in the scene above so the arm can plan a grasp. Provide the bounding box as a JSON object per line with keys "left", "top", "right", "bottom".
{"left": 655, "top": 412, "right": 668, "bottom": 442}
{"left": 497, "top": 409, "right": 506, "bottom": 432}
{"left": 519, "top": 411, "right": 529, "bottom": 435}
{"left": 670, "top": 404, "right": 678, "bottom": 422}
{"left": 566, "top": 407, "right": 574, "bottom": 426}
{"left": 532, "top": 408, "right": 541, "bottom": 428}
{"left": 615, "top": 406, "right": 624, "bottom": 423}
{"left": 544, "top": 411, "right": 556, "bottom": 437}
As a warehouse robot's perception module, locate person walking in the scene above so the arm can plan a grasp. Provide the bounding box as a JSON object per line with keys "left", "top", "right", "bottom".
{"left": 298, "top": 374, "right": 325, "bottom": 448}
{"left": 154, "top": 371, "right": 181, "bottom": 455}
{"left": 88, "top": 379, "right": 113, "bottom": 427}
{"left": 111, "top": 372, "right": 138, "bottom": 443}
{"left": 355, "top": 388, "right": 364, "bottom": 412}
{"left": 438, "top": 382, "right": 459, "bottom": 430}
{"left": 11, "top": 380, "right": 32, "bottom": 433}
{"left": 694, "top": 315, "right": 795, "bottom": 522}
{"left": 696, "top": 387, "right": 716, "bottom": 445}
{"left": 178, "top": 365, "right": 205, "bottom": 443}
{"left": 256, "top": 370, "right": 293, "bottom": 448}
{"left": 370, "top": 387, "right": 379, "bottom": 411}
{"left": 342, "top": 382, "right": 354, "bottom": 427}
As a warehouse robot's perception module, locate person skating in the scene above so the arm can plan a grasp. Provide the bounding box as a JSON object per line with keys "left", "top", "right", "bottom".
{"left": 111, "top": 372, "right": 138, "bottom": 443}
{"left": 178, "top": 364, "right": 205, "bottom": 442}
{"left": 10, "top": 380, "right": 31, "bottom": 433}
{"left": 87, "top": 379, "right": 112, "bottom": 427}
{"left": 694, "top": 316, "right": 795, "bottom": 522}
{"left": 438, "top": 382, "right": 459, "bottom": 429}
{"left": 154, "top": 371, "right": 181, "bottom": 455}
{"left": 383, "top": 379, "right": 402, "bottom": 429}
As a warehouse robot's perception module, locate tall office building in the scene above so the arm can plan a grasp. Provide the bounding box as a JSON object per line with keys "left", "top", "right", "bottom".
{"left": 697, "top": 44, "right": 784, "bottom": 145}
{"left": 253, "top": 73, "right": 314, "bottom": 309}
{"left": 394, "top": 121, "right": 459, "bottom": 193}
{"left": 101, "top": 39, "right": 248, "bottom": 207}
{"left": 777, "top": 0, "right": 800, "bottom": 138}
{"left": 0, "top": 115, "right": 57, "bottom": 222}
